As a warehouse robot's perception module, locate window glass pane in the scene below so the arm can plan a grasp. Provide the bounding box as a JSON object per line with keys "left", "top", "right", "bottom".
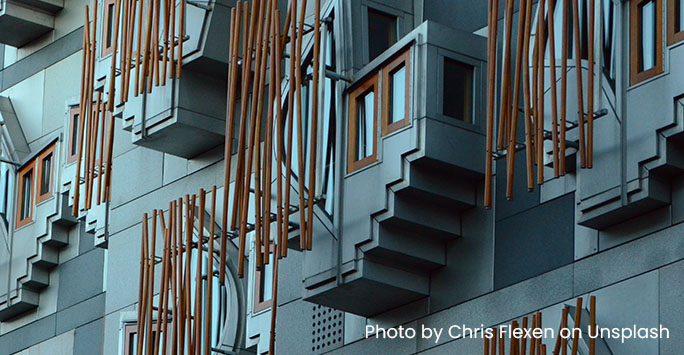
{"left": 678, "top": 0, "right": 684, "bottom": 32}
{"left": 21, "top": 171, "right": 32, "bottom": 220}
{"left": 356, "top": 91, "right": 375, "bottom": 161}
{"left": 106, "top": 3, "right": 115, "bottom": 48}
{"left": 639, "top": 1, "right": 656, "bottom": 71}
{"left": 602, "top": 0, "right": 616, "bottom": 90}
{"left": 367, "top": 9, "right": 397, "bottom": 60}
{"left": 442, "top": 58, "right": 474, "bottom": 123}
{"left": 262, "top": 253, "right": 274, "bottom": 301}
{"left": 40, "top": 154, "right": 52, "bottom": 196}
{"left": 71, "top": 114, "right": 79, "bottom": 156}
{"left": 389, "top": 66, "right": 406, "bottom": 124}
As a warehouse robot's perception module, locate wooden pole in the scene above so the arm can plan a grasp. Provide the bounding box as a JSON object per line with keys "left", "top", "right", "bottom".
{"left": 169, "top": 0, "right": 176, "bottom": 79}
{"left": 522, "top": 0, "right": 534, "bottom": 191}
{"left": 547, "top": 0, "right": 560, "bottom": 178}
{"left": 484, "top": 0, "right": 499, "bottom": 208}
{"left": 571, "top": 298, "right": 582, "bottom": 355}
{"left": 484, "top": 337, "right": 489, "bottom": 355}
{"left": 536, "top": 0, "right": 546, "bottom": 185}
{"left": 73, "top": 6, "right": 92, "bottom": 217}
{"left": 183, "top": 195, "right": 195, "bottom": 352}
{"left": 530, "top": 315, "right": 536, "bottom": 355}
{"left": 511, "top": 320, "right": 519, "bottom": 355}
{"left": 176, "top": 0, "right": 185, "bottom": 77}
{"left": 192, "top": 189, "right": 205, "bottom": 354}
{"left": 152, "top": 0, "right": 160, "bottom": 88}
{"left": 274, "top": 12, "right": 284, "bottom": 258}
{"left": 268, "top": 238, "right": 280, "bottom": 355}
{"left": 161, "top": 0, "right": 170, "bottom": 85}
{"left": 571, "top": 0, "right": 586, "bottom": 168}
{"left": 537, "top": 312, "right": 543, "bottom": 355}
{"left": 587, "top": 0, "right": 595, "bottom": 168}
{"left": 505, "top": 0, "right": 528, "bottom": 200}
{"left": 499, "top": 323, "right": 505, "bottom": 355}
{"left": 589, "top": 296, "right": 596, "bottom": 355}
{"left": 175, "top": 197, "right": 185, "bottom": 354}
{"left": 205, "top": 186, "right": 217, "bottom": 355}
{"left": 282, "top": 0, "right": 297, "bottom": 249}
{"left": 135, "top": 0, "right": 145, "bottom": 96}
{"left": 491, "top": 328, "right": 497, "bottom": 355}
{"left": 136, "top": 213, "right": 149, "bottom": 355}
{"left": 220, "top": 2, "right": 242, "bottom": 286}
{"left": 141, "top": 0, "right": 154, "bottom": 95}
{"left": 153, "top": 210, "right": 169, "bottom": 354}
{"left": 170, "top": 201, "right": 179, "bottom": 355}
{"left": 263, "top": 3, "right": 277, "bottom": 264}
{"left": 497, "top": 0, "right": 514, "bottom": 151}
{"left": 560, "top": 0, "right": 569, "bottom": 175}
{"left": 145, "top": 210, "right": 158, "bottom": 355}
{"left": 97, "top": 110, "right": 106, "bottom": 205}
{"left": 161, "top": 204, "right": 173, "bottom": 355}
{"left": 84, "top": 92, "right": 101, "bottom": 210}
{"left": 521, "top": 316, "right": 528, "bottom": 355}
{"left": 295, "top": 0, "right": 308, "bottom": 249}
{"left": 120, "top": 0, "right": 130, "bottom": 105}
{"left": 108, "top": 0, "right": 122, "bottom": 111}
{"left": 560, "top": 306, "right": 569, "bottom": 355}
{"left": 306, "top": 0, "right": 321, "bottom": 251}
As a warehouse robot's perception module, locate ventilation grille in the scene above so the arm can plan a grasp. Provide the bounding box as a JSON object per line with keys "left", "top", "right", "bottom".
{"left": 311, "top": 304, "right": 343, "bottom": 353}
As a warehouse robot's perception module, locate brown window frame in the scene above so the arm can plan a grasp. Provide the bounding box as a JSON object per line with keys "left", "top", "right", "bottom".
{"left": 668, "top": 0, "right": 684, "bottom": 45}
{"left": 16, "top": 162, "right": 35, "bottom": 229}
{"left": 630, "top": 0, "right": 663, "bottom": 85}
{"left": 253, "top": 244, "right": 275, "bottom": 313}
{"left": 36, "top": 144, "right": 56, "bottom": 204}
{"left": 347, "top": 74, "right": 379, "bottom": 174}
{"left": 102, "top": 0, "right": 116, "bottom": 57}
{"left": 122, "top": 322, "right": 162, "bottom": 355}
{"left": 381, "top": 49, "right": 411, "bottom": 136}
{"left": 67, "top": 106, "right": 80, "bottom": 164}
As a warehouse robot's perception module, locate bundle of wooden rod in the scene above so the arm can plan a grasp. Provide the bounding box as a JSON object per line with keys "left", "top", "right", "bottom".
{"left": 483, "top": 296, "right": 597, "bottom": 355}
{"left": 221, "top": 0, "right": 322, "bottom": 276}
{"left": 137, "top": 186, "right": 220, "bottom": 354}
{"left": 484, "top": 0, "right": 598, "bottom": 208}
{"left": 72, "top": 3, "right": 117, "bottom": 216}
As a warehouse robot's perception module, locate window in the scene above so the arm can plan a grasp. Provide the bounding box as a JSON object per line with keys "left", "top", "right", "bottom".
{"left": 442, "top": 58, "right": 474, "bottom": 123}
{"left": 0, "top": 162, "right": 14, "bottom": 225}
{"left": 320, "top": 17, "right": 337, "bottom": 215}
{"left": 381, "top": 48, "right": 410, "bottom": 135}
{"left": 102, "top": 0, "right": 116, "bottom": 57}
{"left": 602, "top": 0, "right": 617, "bottom": 90}
{"left": 367, "top": 8, "right": 397, "bottom": 61}
{"left": 16, "top": 163, "right": 34, "bottom": 228}
{"left": 36, "top": 145, "right": 55, "bottom": 204}
{"left": 630, "top": 0, "right": 663, "bottom": 85}
{"left": 253, "top": 244, "right": 275, "bottom": 313}
{"left": 668, "top": 0, "right": 684, "bottom": 44}
{"left": 347, "top": 74, "right": 379, "bottom": 173}
{"left": 67, "top": 106, "right": 80, "bottom": 164}
{"left": 122, "top": 322, "right": 159, "bottom": 355}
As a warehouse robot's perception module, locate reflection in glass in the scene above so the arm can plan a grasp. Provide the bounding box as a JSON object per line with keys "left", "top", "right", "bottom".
{"left": 40, "top": 154, "right": 52, "bottom": 196}
{"left": 389, "top": 66, "right": 406, "bottom": 124}
{"left": 639, "top": 1, "right": 656, "bottom": 72}
{"left": 356, "top": 91, "right": 375, "bottom": 161}
{"left": 442, "top": 58, "right": 474, "bottom": 123}
{"left": 21, "top": 171, "right": 32, "bottom": 220}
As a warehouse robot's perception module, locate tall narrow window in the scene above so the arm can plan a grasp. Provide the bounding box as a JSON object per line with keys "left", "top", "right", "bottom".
{"left": 68, "top": 106, "right": 80, "bottom": 164}
{"left": 16, "top": 163, "right": 34, "bottom": 228}
{"left": 0, "top": 163, "right": 13, "bottom": 225}
{"left": 381, "top": 48, "right": 411, "bottom": 135}
{"left": 367, "top": 8, "right": 397, "bottom": 61}
{"left": 603, "top": 0, "right": 617, "bottom": 90}
{"left": 630, "top": 0, "right": 663, "bottom": 85}
{"left": 347, "top": 74, "right": 379, "bottom": 173}
{"left": 254, "top": 245, "right": 275, "bottom": 313}
{"left": 102, "top": 0, "right": 116, "bottom": 56}
{"left": 442, "top": 58, "right": 474, "bottom": 123}
{"left": 320, "top": 16, "right": 337, "bottom": 216}
{"left": 668, "top": 0, "right": 684, "bottom": 44}
{"left": 36, "top": 145, "right": 55, "bottom": 204}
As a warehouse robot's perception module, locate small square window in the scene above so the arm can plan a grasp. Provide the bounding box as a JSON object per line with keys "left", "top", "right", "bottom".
{"left": 381, "top": 48, "right": 411, "bottom": 135}
{"left": 347, "top": 74, "right": 379, "bottom": 173}
{"left": 442, "top": 58, "right": 474, "bottom": 123}
{"left": 668, "top": 0, "right": 684, "bottom": 44}
{"left": 367, "top": 8, "right": 397, "bottom": 61}
{"left": 630, "top": 0, "right": 663, "bottom": 85}
{"left": 67, "top": 106, "right": 80, "bottom": 164}
{"left": 16, "top": 163, "right": 34, "bottom": 229}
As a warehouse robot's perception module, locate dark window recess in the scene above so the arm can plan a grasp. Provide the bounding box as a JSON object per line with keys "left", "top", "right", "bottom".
{"left": 71, "top": 114, "right": 79, "bottom": 156}
{"left": 21, "top": 171, "right": 32, "bottom": 220}
{"left": 442, "top": 58, "right": 474, "bottom": 123}
{"left": 106, "top": 3, "right": 115, "bottom": 48}
{"left": 40, "top": 154, "right": 52, "bottom": 196}
{"left": 638, "top": 1, "right": 657, "bottom": 72}
{"left": 367, "top": 8, "right": 397, "bottom": 61}
{"left": 356, "top": 90, "right": 375, "bottom": 160}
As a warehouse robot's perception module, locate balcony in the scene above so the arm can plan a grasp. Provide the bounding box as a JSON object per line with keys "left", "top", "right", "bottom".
{"left": 301, "top": 21, "right": 487, "bottom": 316}
{"left": 0, "top": 0, "right": 63, "bottom": 47}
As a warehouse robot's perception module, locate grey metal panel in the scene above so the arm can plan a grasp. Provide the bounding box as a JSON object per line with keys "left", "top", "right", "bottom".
{"left": 55, "top": 292, "right": 105, "bottom": 335}
{"left": 494, "top": 193, "right": 574, "bottom": 290}
{"left": 72, "top": 317, "right": 104, "bottom": 355}
{"left": 56, "top": 248, "right": 104, "bottom": 311}
{"left": 659, "top": 259, "right": 684, "bottom": 355}
{"left": 598, "top": 205, "right": 671, "bottom": 251}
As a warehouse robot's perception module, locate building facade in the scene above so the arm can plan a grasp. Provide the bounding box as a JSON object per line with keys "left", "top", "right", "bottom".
{"left": 0, "top": 0, "right": 682, "bottom": 354}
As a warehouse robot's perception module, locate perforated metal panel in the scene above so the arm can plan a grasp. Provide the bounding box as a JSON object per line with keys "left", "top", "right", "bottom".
{"left": 311, "top": 304, "right": 343, "bottom": 353}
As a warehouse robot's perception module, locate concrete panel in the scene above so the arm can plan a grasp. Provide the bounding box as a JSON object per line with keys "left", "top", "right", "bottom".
{"left": 57, "top": 248, "right": 104, "bottom": 311}
{"left": 574, "top": 222, "right": 684, "bottom": 296}
{"left": 42, "top": 51, "right": 81, "bottom": 135}
{"left": 0, "top": 71, "right": 44, "bottom": 143}
{"left": 14, "top": 329, "right": 74, "bottom": 355}
{"left": 494, "top": 193, "right": 575, "bottom": 289}
{"left": 0, "top": 314, "right": 56, "bottom": 354}
{"left": 660, "top": 259, "right": 684, "bottom": 355}
{"left": 598, "top": 205, "right": 671, "bottom": 251}
{"left": 276, "top": 248, "right": 303, "bottom": 306}
{"left": 162, "top": 153, "right": 188, "bottom": 185}
{"left": 73, "top": 318, "right": 104, "bottom": 355}
{"left": 275, "top": 299, "right": 329, "bottom": 355}
{"left": 105, "top": 224, "right": 144, "bottom": 313}
{"left": 55, "top": 292, "right": 105, "bottom": 335}
{"left": 110, "top": 147, "right": 164, "bottom": 208}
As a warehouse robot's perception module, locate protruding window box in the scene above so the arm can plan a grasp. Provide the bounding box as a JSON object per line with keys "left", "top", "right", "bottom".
{"left": 0, "top": 0, "right": 63, "bottom": 47}
{"left": 302, "top": 21, "right": 487, "bottom": 316}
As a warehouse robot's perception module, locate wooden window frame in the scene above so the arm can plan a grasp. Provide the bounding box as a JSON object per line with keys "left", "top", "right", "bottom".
{"left": 122, "top": 322, "right": 162, "bottom": 355}
{"left": 67, "top": 106, "right": 80, "bottom": 164}
{"left": 253, "top": 244, "right": 275, "bottom": 313}
{"left": 102, "top": 0, "right": 116, "bottom": 57}
{"left": 36, "top": 144, "right": 56, "bottom": 204}
{"left": 381, "top": 49, "right": 411, "bottom": 136}
{"left": 347, "top": 74, "right": 379, "bottom": 174}
{"left": 16, "top": 162, "right": 35, "bottom": 229}
{"left": 630, "top": 0, "right": 663, "bottom": 85}
{"left": 668, "top": 0, "right": 684, "bottom": 45}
